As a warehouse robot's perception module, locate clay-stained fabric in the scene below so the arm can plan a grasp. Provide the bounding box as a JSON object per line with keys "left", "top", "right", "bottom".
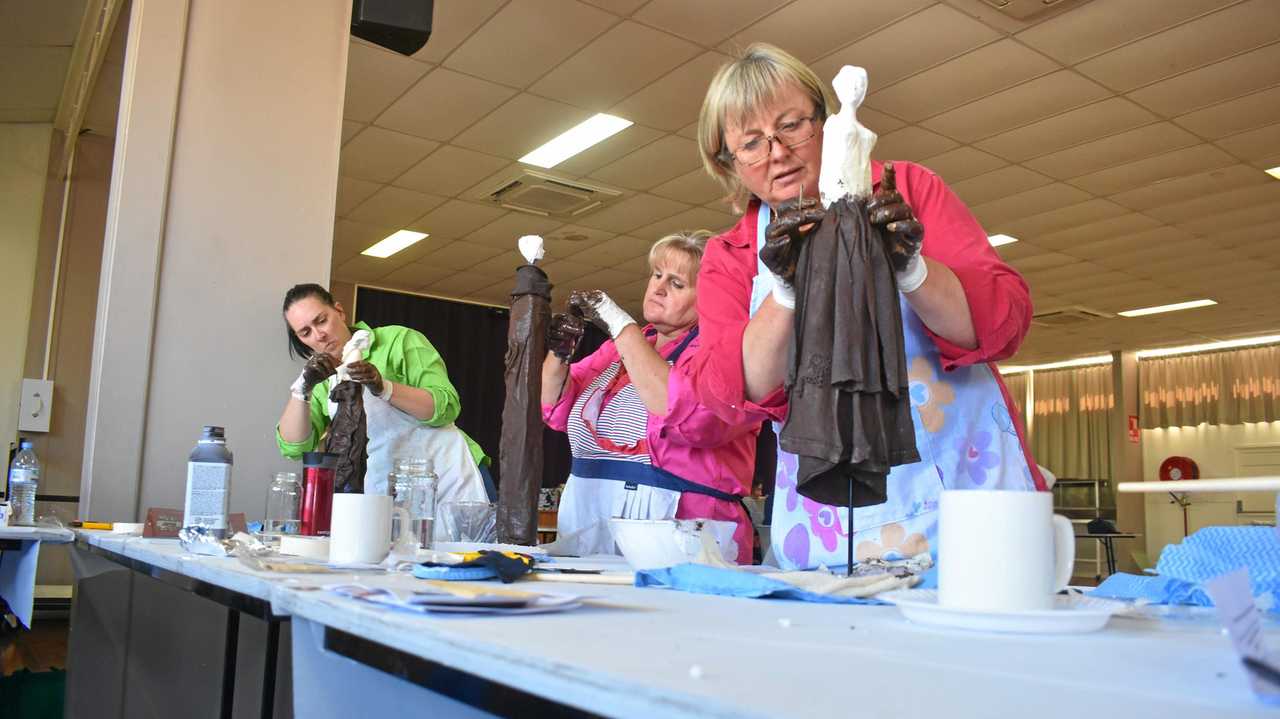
{"left": 780, "top": 196, "right": 919, "bottom": 507}
{"left": 498, "top": 264, "right": 551, "bottom": 544}
{"left": 327, "top": 380, "right": 368, "bottom": 494}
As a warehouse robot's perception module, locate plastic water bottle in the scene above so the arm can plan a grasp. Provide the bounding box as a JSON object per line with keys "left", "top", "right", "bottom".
{"left": 8, "top": 441, "right": 40, "bottom": 526}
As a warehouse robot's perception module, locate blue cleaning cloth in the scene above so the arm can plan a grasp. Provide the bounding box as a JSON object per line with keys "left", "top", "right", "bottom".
{"left": 1090, "top": 572, "right": 1210, "bottom": 606}
{"left": 635, "top": 563, "right": 887, "bottom": 605}
{"left": 411, "top": 564, "right": 498, "bottom": 581}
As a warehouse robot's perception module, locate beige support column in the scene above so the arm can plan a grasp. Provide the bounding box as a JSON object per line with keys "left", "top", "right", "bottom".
{"left": 82, "top": 0, "right": 349, "bottom": 520}
{"left": 1110, "top": 350, "right": 1146, "bottom": 572}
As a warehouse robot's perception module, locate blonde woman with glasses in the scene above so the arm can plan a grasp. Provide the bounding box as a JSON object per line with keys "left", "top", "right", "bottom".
{"left": 687, "top": 44, "right": 1044, "bottom": 573}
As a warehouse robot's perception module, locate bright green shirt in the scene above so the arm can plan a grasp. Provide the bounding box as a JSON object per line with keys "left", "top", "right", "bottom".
{"left": 276, "top": 321, "right": 488, "bottom": 466}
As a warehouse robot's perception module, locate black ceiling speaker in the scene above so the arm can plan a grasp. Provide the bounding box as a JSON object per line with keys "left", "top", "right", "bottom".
{"left": 351, "top": 0, "right": 433, "bottom": 56}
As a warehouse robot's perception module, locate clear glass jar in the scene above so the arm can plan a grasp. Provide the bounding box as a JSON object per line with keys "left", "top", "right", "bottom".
{"left": 389, "top": 458, "right": 438, "bottom": 550}
{"left": 263, "top": 471, "right": 301, "bottom": 536}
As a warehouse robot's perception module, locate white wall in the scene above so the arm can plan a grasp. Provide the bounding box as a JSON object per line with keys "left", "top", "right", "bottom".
{"left": 1140, "top": 420, "right": 1280, "bottom": 561}
{"left": 0, "top": 124, "right": 53, "bottom": 452}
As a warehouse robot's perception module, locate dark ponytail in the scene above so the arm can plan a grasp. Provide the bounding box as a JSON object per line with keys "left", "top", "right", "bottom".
{"left": 282, "top": 283, "right": 336, "bottom": 360}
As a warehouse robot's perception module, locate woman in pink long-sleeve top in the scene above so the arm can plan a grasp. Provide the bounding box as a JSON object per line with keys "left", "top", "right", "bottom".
{"left": 541, "top": 231, "right": 760, "bottom": 564}
{"left": 686, "top": 43, "right": 1044, "bottom": 571}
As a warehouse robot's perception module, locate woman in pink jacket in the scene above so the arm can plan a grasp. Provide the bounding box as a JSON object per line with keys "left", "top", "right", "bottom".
{"left": 541, "top": 230, "right": 760, "bottom": 564}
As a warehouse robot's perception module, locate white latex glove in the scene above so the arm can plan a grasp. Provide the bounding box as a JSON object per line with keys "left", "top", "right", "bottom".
{"left": 568, "top": 290, "right": 636, "bottom": 339}
{"left": 290, "top": 372, "right": 309, "bottom": 403}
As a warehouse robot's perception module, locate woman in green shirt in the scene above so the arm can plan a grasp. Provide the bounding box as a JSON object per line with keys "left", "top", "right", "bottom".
{"left": 276, "top": 284, "right": 492, "bottom": 509}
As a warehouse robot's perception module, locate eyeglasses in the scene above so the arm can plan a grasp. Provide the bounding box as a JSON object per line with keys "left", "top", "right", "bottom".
{"left": 725, "top": 114, "right": 820, "bottom": 167}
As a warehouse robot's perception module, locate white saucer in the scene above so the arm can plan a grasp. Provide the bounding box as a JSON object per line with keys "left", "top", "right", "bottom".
{"left": 881, "top": 589, "right": 1124, "bottom": 634}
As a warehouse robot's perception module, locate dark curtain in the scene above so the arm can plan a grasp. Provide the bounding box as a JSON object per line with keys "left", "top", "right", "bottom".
{"left": 354, "top": 286, "right": 606, "bottom": 488}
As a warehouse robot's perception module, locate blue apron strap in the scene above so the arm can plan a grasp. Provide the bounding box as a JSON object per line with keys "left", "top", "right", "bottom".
{"left": 643, "top": 326, "right": 700, "bottom": 364}
{"left": 571, "top": 457, "right": 740, "bottom": 503}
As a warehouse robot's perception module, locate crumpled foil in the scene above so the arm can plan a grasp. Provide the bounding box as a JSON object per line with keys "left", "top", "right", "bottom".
{"left": 179, "top": 527, "right": 272, "bottom": 558}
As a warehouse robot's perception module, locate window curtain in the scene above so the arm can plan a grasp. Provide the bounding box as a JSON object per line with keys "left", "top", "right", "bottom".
{"left": 1031, "top": 365, "right": 1113, "bottom": 480}
{"left": 1139, "top": 344, "right": 1280, "bottom": 429}
{"left": 1002, "top": 372, "right": 1028, "bottom": 418}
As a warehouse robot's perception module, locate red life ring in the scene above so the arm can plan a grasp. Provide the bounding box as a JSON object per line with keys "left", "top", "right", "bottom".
{"left": 1159, "top": 456, "right": 1199, "bottom": 482}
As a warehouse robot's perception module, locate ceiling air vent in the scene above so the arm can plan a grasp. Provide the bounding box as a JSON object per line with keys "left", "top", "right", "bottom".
{"left": 978, "top": 0, "right": 1093, "bottom": 21}
{"left": 1032, "top": 306, "right": 1114, "bottom": 327}
{"left": 477, "top": 169, "right": 622, "bottom": 218}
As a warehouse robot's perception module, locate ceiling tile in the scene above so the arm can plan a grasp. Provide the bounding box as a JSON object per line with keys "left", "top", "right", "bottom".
{"left": 1073, "top": 1, "right": 1280, "bottom": 92}
{"left": 341, "top": 120, "right": 364, "bottom": 144}
{"left": 336, "top": 176, "right": 382, "bottom": 216}
{"left": 726, "top": 0, "right": 932, "bottom": 63}
{"left": 950, "top": 166, "right": 1054, "bottom": 208}
{"left": 810, "top": 4, "right": 999, "bottom": 92}
{"left": 468, "top": 250, "right": 531, "bottom": 279}
{"left": 465, "top": 281, "right": 520, "bottom": 307}
{"left": 859, "top": 107, "right": 907, "bottom": 135}
{"left": 1000, "top": 199, "right": 1132, "bottom": 240}
{"left": 343, "top": 41, "right": 432, "bottom": 123}
{"left": 922, "top": 71, "right": 1110, "bottom": 143}
{"left": 1007, "top": 251, "right": 1079, "bottom": 273}
{"left": 1023, "top": 122, "right": 1201, "bottom": 180}
{"left": 416, "top": 241, "right": 505, "bottom": 271}
{"left": 1107, "top": 164, "right": 1269, "bottom": 211}
{"left": 556, "top": 234, "right": 651, "bottom": 267}
{"left": 555, "top": 125, "right": 667, "bottom": 177}
{"left": 588, "top": 134, "right": 702, "bottom": 190}
{"left": 452, "top": 92, "right": 592, "bottom": 161}
{"left": 444, "top": 0, "right": 615, "bottom": 88}
{"left": 633, "top": 0, "right": 787, "bottom": 46}
{"left": 333, "top": 218, "right": 392, "bottom": 257}
{"left": 1069, "top": 227, "right": 1197, "bottom": 261}
{"left": 540, "top": 224, "right": 622, "bottom": 257}
{"left": 1200, "top": 219, "right": 1280, "bottom": 248}
{"left": 916, "top": 146, "right": 1008, "bottom": 184}
{"left": 410, "top": 1, "right": 505, "bottom": 64}
{"left": 540, "top": 259, "right": 604, "bottom": 283}
{"left": 1145, "top": 183, "right": 1280, "bottom": 225}
{"left": 1217, "top": 122, "right": 1280, "bottom": 163}
{"left": 975, "top": 97, "right": 1157, "bottom": 163}
{"left": 1175, "top": 198, "right": 1280, "bottom": 236}
{"left": 421, "top": 271, "right": 503, "bottom": 298}
{"left": 1128, "top": 42, "right": 1280, "bottom": 116}
{"left": 1067, "top": 143, "right": 1237, "bottom": 196}
{"left": 406, "top": 200, "right": 508, "bottom": 242}
{"left": 333, "top": 255, "right": 396, "bottom": 284}
{"left": 466, "top": 212, "right": 566, "bottom": 250}
{"left": 394, "top": 144, "right": 510, "bottom": 197}
{"left": 339, "top": 127, "right": 439, "bottom": 183}
{"left": 1174, "top": 86, "right": 1280, "bottom": 140}
{"left": 346, "top": 186, "right": 447, "bottom": 228}
{"left": 379, "top": 261, "right": 457, "bottom": 290}
{"left": 1014, "top": 0, "right": 1233, "bottom": 65}
{"left": 866, "top": 40, "right": 1058, "bottom": 122}
{"left": 0, "top": 0, "right": 85, "bottom": 44}
{"left": 611, "top": 51, "right": 731, "bottom": 132}
{"left": 578, "top": 0, "right": 648, "bottom": 16}
{"left": 971, "top": 183, "right": 1093, "bottom": 229}
{"left": 651, "top": 168, "right": 728, "bottom": 206}
{"left": 631, "top": 206, "right": 738, "bottom": 242}
{"left": 576, "top": 193, "right": 691, "bottom": 233}
{"left": 1035, "top": 213, "right": 1164, "bottom": 252}
{"left": 871, "top": 126, "right": 958, "bottom": 163}
{"left": 375, "top": 68, "right": 516, "bottom": 142}
{"left": 0, "top": 47, "right": 71, "bottom": 116}
{"left": 530, "top": 21, "right": 701, "bottom": 111}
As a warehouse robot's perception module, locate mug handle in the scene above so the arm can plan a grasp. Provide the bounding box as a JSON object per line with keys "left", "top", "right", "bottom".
{"left": 1051, "top": 514, "right": 1076, "bottom": 593}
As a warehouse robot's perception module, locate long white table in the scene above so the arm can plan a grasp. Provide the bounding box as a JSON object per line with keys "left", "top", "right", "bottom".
{"left": 0, "top": 524, "right": 74, "bottom": 627}
{"left": 74, "top": 530, "right": 1275, "bottom": 718}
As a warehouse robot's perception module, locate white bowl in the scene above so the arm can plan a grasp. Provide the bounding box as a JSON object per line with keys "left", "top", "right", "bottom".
{"left": 607, "top": 518, "right": 738, "bottom": 570}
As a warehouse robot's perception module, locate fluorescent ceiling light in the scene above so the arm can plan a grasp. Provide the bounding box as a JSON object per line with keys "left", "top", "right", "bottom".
{"left": 519, "top": 113, "right": 633, "bottom": 169}
{"left": 998, "top": 354, "right": 1112, "bottom": 374}
{"left": 1117, "top": 299, "right": 1216, "bottom": 317}
{"left": 988, "top": 234, "right": 1018, "bottom": 247}
{"left": 1136, "top": 334, "right": 1280, "bottom": 359}
{"left": 362, "top": 230, "right": 427, "bottom": 258}
{"left": 1266, "top": 166, "right": 1280, "bottom": 180}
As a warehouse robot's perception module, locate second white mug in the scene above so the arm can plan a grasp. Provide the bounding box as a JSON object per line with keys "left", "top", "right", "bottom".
{"left": 330, "top": 493, "right": 399, "bottom": 564}
{"left": 938, "top": 489, "right": 1074, "bottom": 612}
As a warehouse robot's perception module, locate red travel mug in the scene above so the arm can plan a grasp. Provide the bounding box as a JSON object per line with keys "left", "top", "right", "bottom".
{"left": 300, "top": 452, "right": 337, "bottom": 536}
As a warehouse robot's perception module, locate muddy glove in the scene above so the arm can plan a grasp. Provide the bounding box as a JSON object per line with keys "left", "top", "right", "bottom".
{"left": 291, "top": 353, "right": 337, "bottom": 402}
{"left": 762, "top": 196, "right": 826, "bottom": 309}
{"left": 346, "top": 360, "right": 389, "bottom": 400}
{"left": 548, "top": 312, "right": 586, "bottom": 363}
{"left": 866, "top": 163, "right": 927, "bottom": 293}
{"left": 568, "top": 290, "right": 635, "bottom": 339}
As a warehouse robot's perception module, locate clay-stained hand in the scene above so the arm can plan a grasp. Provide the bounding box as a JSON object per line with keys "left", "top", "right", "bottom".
{"left": 346, "top": 360, "right": 384, "bottom": 396}
{"left": 547, "top": 312, "right": 586, "bottom": 362}
{"left": 568, "top": 289, "right": 636, "bottom": 339}
{"left": 762, "top": 196, "right": 826, "bottom": 287}
{"left": 866, "top": 163, "right": 924, "bottom": 273}
{"left": 299, "top": 353, "right": 338, "bottom": 397}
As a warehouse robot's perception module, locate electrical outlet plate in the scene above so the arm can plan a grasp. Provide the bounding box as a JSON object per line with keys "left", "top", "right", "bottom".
{"left": 18, "top": 379, "right": 53, "bottom": 433}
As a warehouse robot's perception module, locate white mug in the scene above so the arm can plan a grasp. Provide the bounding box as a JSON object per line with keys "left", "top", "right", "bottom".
{"left": 938, "top": 489, "right": 1074, "bottom": 612}
{"left": 329, "top": 494, "right": 407, "bottom": 564}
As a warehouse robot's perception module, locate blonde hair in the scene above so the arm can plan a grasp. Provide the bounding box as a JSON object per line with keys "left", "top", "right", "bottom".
{"left": 697, "top": 43, "right": 833, "bottom": 212}
{"left": 648, "top": 230, "right": 711, "bottom": 284}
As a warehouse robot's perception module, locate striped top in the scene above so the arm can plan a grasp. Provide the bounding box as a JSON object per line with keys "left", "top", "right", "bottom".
{"left": 566, "top": 360, "right": 651, "bottom": 465}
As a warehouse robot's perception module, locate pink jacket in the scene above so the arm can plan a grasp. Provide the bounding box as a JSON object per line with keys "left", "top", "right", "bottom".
{"left": 542, "top": 325, "right": 760, "bottom": 563}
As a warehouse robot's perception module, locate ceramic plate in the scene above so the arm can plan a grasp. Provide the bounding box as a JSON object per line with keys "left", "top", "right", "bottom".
{"left": 880, "top": 589, "right": 1124, "bottom": 634}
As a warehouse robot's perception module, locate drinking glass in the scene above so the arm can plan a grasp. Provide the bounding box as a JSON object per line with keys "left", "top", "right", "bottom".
{"left": 264, "top": 472, "right": 301, "bottom": 535}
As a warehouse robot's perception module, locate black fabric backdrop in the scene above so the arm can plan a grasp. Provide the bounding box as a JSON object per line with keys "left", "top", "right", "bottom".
{"left": 355, "top": 285, "right": 777, "bottom": 495}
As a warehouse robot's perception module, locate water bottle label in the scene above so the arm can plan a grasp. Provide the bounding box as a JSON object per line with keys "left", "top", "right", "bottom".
{"left": 8, "top": 469, "right": 37, "bottom": 483}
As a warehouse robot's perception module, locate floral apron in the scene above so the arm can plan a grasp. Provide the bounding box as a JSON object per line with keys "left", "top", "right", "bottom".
{"left": 752, "top": 204, "right": 1037, "bottom": 570}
